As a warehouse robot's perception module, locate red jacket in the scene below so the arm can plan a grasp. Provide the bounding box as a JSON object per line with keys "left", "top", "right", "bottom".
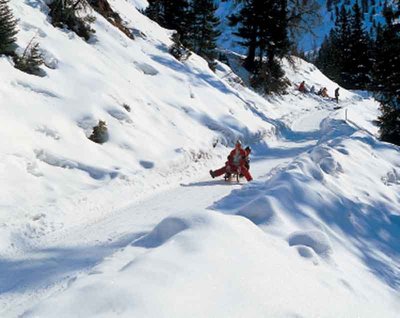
{"left": 227, "top": 148, "right": 247, "bottom": 167}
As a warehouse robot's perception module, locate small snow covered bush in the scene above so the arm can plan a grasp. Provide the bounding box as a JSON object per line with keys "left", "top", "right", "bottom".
{"left": 48, "top": 0, "right": 95, "bottom": 41}
{"left": 89, "top": 120, "right": 109, "bottom": 144}
{"left": 169, "top": 32, "right": 191, "bottom": 61}
{"left": 14, "top": 40, "right": 44, "bottom": 76}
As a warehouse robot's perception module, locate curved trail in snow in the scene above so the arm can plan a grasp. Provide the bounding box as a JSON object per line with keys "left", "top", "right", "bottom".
{"left": 0, "top": 101, "right": 351, "bottom": 316}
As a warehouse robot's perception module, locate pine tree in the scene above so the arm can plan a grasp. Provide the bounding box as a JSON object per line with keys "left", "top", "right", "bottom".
{"left": 49, "top": 0, "right": 95, "bottom": 41}
{"left": 14, "top": 39, "right": 44, "bottom": 75}
{"left": 372, "top": 3, "right": 400, "bottom": 145}
{"left": 316, "top": 5, "right": 353, "bottom": 87}
{"left": 145, "top": 0, "right": 165, "bottom": 26}
{"left": 347, "top": 1, "right": 372, "bottom": 89}
{"left": 315, "top": 32, "right": 340, "bottom": 80}
{"left": 230, "top": 0, "right": 291, "bottom": 94}
{"left": 190, "top": 0, "right": 221, "bottom": 69}
{"left": 332, "top": 5, "right": 353, "bottom": 88}
{"left": 287, "top": 0, "right": 321, "bottom": 43}
{"left": 228, "top": 0, "right": 260, "bottom": 71}
{"left": 145, "top": 0, "right": 191, "bottom": 45}
{"left": 0, "top": 0, "right": 18, "bottom": 55}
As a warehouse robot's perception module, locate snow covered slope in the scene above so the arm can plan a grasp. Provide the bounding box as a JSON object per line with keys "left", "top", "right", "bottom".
{"left": 18, "top": 97, "right": 400, "bottom": 318}
{"left": 1, "top": 1, "right": 400, "bottom": 317}
{"left": 1, "top": 0, "right": 277, "bottom": 250}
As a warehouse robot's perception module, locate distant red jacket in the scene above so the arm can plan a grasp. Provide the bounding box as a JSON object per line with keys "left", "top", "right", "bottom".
{"left": 298, "top": 82, "right": 306, "bottom": 92}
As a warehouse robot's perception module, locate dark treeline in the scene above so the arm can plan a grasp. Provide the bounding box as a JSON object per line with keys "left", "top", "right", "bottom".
{"left": 146, "top": 0, "right": 321, "bottom": 94}
{"left": 314, "top": 1, "right": 400, "bottom": 145}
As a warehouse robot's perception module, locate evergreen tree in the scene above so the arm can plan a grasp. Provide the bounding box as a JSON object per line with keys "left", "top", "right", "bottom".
{"left": 254, "top": 0, "right": 291, "bottom": 94}
{"left": 190, "top": 0, "right": 221, "bottom": 69}
{"left": 145, "top": 0, "right": 191, "bottom": 45}
{"left": 347, "top": 1, "right": 372, "bottom": 89}
{"left": 315, "top": 32, "right": 340, "bottom": 80}
{"left": 316, "top": 5, "right": 354, "bottom": 88}
{"left": 14, "top": 40, "right": 44, "bottom": 75}
{"left": 0, "top": 0, "right": 18, "bottom": 55}
{"left": 287, "top": 0, "right": 321, "bottom": 44}
{"left": 228, "top": 0, "right": 260, "bottom": 71}
{"left": 372, "top": 3, "right": 400, "bottom": 145}
{"left": 145, "top": 0, "right": 166, "bottom": 26}
{"left": 332, "top": 5, "right": 353, "bottom": 88}
{"left": 49, "top": 0, "right": 95, "bottom": 41}
{"left": 230, "top": 0, "right": 291, "bottom": 93}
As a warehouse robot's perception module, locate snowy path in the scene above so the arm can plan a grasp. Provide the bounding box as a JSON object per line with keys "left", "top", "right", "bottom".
{"left": 6, "top": 103, "right": 397, "bottom": 317}
{"left": 0, "top": 103, "right": 329, "bottom": 316}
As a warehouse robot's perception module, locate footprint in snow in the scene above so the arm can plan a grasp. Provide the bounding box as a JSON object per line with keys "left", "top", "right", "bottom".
{"left": 288, "top": 230, "right": 333, "bottom": 262}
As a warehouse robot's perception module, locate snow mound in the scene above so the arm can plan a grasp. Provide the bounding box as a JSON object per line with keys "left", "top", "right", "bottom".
{"left": 236, "top": 195, "right": 277, "bottom": 225}
{"left": 288, "top": 230, "right": 332, "bottom": 259}
{"left": 214, "top": 117, "right": 400, "bottom": 293}
{"left": 133, "top": 216, "right": 191, "bottom": 248}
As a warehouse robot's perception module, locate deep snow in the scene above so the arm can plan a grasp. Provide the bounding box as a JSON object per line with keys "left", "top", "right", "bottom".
{"left": 1, "top": 1, "right": 400, "bottom": 317}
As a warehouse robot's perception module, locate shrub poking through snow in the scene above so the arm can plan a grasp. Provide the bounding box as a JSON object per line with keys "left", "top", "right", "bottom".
{"left": 48, "top": 0, "right": 95, "bottom": 41}
{"left": 122, "top": 103, "right": 131, "bottom": 112}
{"left": 13, "top": 39, "right": 44, "bottom": 75}
{"left": 0, "top": 0, "right": 18, "bottom": 56}
{"left": 89, "top": 120, "right": 109, "bottom": 144}
{"left": 169, "top": 32, "right": 191, "bottom": 61}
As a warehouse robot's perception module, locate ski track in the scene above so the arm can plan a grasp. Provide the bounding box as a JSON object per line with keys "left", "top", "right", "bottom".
{"left": 0, "top": 100, "right": 354, "bottom": 316}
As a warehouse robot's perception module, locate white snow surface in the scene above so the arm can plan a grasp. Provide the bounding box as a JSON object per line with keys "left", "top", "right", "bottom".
{"left": 1, "top": 1, "right": 400, "bottom": 317}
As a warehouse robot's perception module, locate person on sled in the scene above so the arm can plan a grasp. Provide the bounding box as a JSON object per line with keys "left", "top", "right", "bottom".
{"left": 298, "top": 81, "right": 307, "bottom": 93}
{"left": 225, "top": 146, "right": 251, "bottom": 179}
{"left": 209, "top": 140, "right": 253, "bottom": 182}
{"left": 321, "top": 87, "right": 329, "bottom": 98}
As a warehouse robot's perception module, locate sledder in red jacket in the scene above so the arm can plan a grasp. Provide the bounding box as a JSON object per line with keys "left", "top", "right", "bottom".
{"left": 209, "top": 140, "right": 253, "bottom": 182}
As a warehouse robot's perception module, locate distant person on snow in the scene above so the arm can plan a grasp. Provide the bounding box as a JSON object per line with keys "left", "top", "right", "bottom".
{"left": 321, "top": 87, "right": 329, "bottom": 98}
{"left": 335, "top": 87, "right": 340, "bottom": 103}
{"left": 310, "top": 85, "right": 316, "bottom": 94}
{"left": 298, "top": 81, "right": 307, "bottom": 93}
{"left": 210, "top": 140, "right": 253, "bottom": 182}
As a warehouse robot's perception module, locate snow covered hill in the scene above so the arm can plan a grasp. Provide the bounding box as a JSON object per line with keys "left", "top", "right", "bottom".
{"left": 1, "top": 1, "right": 400, "bottom": 317}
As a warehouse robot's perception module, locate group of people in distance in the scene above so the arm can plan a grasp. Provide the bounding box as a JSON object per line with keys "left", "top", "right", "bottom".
{"left": 298, "top": 81, "right": 340, "bottom": 103}
{"left": 210, "top": 140, "right": 253, "bottom": 182}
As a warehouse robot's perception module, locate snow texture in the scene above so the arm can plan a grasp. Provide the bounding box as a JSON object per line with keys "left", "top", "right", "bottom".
{"left": 1, "top": 1, "right": 399, "bottom": 318}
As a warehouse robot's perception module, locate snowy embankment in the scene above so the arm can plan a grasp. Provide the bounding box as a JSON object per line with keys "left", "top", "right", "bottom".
{"left": 1, "top": 1, "right": 400, "bottom": 317}
{"left": 22, "top": 107, "right": 400, "bottom": 318}
{"left": 1, "top": 0, "right": 278, "bottom": 252}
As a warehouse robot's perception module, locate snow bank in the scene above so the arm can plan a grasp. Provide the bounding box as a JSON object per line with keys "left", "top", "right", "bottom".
{"left": 1, "top": 0, "right": 277, "bottom": 250}
{"left": 213, "top": 118, "right": 400, "bottom": 315}
{"left": 22, "top": 115, "right": 400, "bottom": 317}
